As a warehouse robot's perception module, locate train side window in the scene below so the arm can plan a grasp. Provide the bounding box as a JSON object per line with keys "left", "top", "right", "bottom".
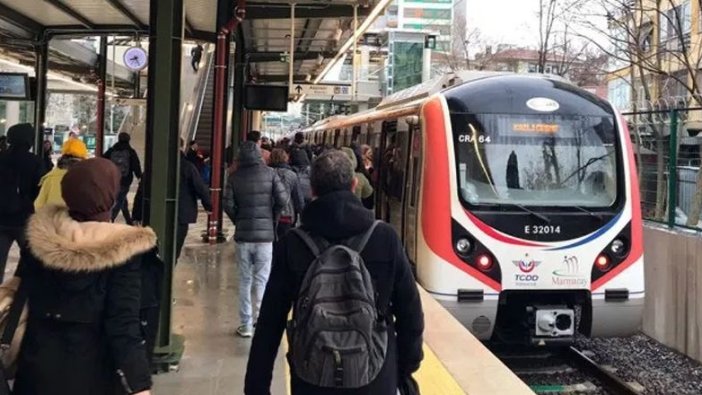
{"left": 352, "top": 126, "right": 361, "bottom": 145}
{"left": 409, "top": 125, "right": 422, "bottom": 208}
{"left": 334, "top": 129, "right": 341, "bottom": 147}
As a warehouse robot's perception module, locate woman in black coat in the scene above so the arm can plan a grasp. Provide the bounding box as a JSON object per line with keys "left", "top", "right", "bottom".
{"left": 14, "top": 158, "right": 154, "bottom": 395}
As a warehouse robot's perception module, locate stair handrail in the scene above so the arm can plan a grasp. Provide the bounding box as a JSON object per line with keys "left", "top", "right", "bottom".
{"left": 181, "top": 46, "right": 215, "bottom": 146}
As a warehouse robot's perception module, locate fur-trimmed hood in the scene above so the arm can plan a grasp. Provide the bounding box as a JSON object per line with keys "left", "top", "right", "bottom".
{"left": 27, "top": 205, "right": 157, "bottom": 272}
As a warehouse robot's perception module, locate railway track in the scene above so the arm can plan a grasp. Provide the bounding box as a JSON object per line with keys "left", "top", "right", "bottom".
{"left": 495, "top": 346, "right": 644, "bottom": 395}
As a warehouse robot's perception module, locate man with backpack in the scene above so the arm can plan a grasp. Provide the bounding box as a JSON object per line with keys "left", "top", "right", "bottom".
{"left": 0, "top": 123, "right": 45, "bottom": 282}
{"left": 105, "top": 132, "right": 142, "bottom": 225}
{"left": 244, "top": 150, "right": 424, "bottom": 395}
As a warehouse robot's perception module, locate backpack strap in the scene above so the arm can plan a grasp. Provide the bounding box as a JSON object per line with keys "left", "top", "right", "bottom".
{"left": 291, "top": 228, "right": 327, "bottom": 257}
{"left": 348, "top": 220, "right": 381, "bottom": 253}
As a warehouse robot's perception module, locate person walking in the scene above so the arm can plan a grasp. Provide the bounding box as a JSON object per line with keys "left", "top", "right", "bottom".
{"left": 290, "top": 132, "right": 313, "bottom": 163}
{"left": 191, "top": 44, "right": 204, "bottom": 72}
{"left": 0, "top": 123, "right": 44, "bottom": 282}
{"left": 289, "top": 147, "right": 312, "bottom": 205}
{"left": 13, "top": 158, "right": 155, "bottom": 395}
{"left": 247, "top": 130, "right": 271, "bottom": 165}
{"left": 244, "top": 150, "right": 424, "bottom": 395}
{"left": 223, "top": 141, "right": 287, "bottom": 338}
{"left": 34, "top": 137, "right": 88, "bottom": 210}
{"left": 105, "top": 132, "right": 142, "bottom": 225}
{"left": 175, "top": 147, "right": 212, "bottom": 260}
{"left": 269, "top": 148, "right": 304, "bottom": 240}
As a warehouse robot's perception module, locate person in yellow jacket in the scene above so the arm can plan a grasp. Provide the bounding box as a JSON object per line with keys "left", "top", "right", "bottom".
{"left": 34, "top": 138, "right": 89, "bottom": 209}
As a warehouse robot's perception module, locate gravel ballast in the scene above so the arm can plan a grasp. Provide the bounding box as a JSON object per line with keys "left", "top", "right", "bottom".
{"left": 576, "top": 333, "right": 702, "bottom": 395}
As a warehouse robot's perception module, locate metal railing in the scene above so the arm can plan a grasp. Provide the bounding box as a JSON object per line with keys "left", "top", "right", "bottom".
{"left": 624, "top": 105, "right": 702, "bottom": 231}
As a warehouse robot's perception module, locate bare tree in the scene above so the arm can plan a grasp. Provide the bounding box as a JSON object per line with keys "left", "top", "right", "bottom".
{"left": 574, "top": 0, "right": 702, "bottom": 224}
{"left": 441, "top": 20, "right": 483, "bottom": 72}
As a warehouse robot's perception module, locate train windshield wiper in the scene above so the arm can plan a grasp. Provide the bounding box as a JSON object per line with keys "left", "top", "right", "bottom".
{"left": 560, "top": 151, "right": 616, "bottom": 186}
{"left": 572, "top": 205, "right": 603, "bottom": 220}
{"left": 508, "top": 203, "right": 551, "bottom": 224}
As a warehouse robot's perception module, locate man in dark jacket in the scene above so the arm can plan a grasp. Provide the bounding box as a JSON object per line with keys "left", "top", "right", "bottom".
{"left": 224, "top": 141, "right": 287, "bottom": 338}
{"left": 290, "top": 131, "right": 313, "bottom": 163}
{"left": 244, "top": 150, "right": 424, "bottom": 395}
{"left": 105, "top": 132, "right": 142, "bottom": 225}
{"left": 0, "top": 123, "right": 45, "bottom": 282}
{"left": 132, "top": 153, "right": 212, "bottom": 260}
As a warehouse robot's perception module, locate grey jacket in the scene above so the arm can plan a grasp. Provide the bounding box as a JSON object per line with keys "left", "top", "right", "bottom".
{"left": 271, "top": 163, "right": 305, "bottom": 221}
{"left": 224, "top": 142, "right": 287, "bottom": 242}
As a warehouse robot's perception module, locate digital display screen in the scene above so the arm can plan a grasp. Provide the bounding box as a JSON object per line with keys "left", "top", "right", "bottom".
{"left": 244, "top": 84, "right": 289, "bottom": 112}
{"left": 0, "top": 73, "right": 29, "bottom": 100}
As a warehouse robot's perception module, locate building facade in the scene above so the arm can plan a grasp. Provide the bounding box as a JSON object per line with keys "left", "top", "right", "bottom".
{"left": 386, "top": 0, "right": 455, "bottom": 53}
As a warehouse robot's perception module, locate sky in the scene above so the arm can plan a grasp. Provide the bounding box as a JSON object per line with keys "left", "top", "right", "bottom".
{"left": 463, "top": 0, "right": 610, "bottom": 50}
{"left": 465, "top": 0, "right": 542, "bottom": 47}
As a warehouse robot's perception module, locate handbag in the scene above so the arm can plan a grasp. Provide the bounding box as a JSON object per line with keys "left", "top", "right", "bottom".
{"left": 0, "top": 276, "right": 29, "bottom": 395}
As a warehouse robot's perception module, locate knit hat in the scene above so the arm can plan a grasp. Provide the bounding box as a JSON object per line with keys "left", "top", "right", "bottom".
{"left": 61, "top": 158, "right": 120, "bottom": 222}
{"left": 6, "top": 123, "right": 34, "bottom": 149}
{"left": 61, "top": 138, "right": 89, "bottom": 159}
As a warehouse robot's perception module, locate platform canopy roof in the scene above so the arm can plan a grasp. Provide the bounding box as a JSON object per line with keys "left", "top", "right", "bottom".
{"left": 0, "top": 0, "right": 382, "bottom": 89}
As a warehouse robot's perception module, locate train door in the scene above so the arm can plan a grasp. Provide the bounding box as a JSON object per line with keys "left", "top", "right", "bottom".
{"left": 403, "top": 121, "right": 422, "bottom": 264}
{"left": 378, "top": 119, "right": 410, "bottom": 240}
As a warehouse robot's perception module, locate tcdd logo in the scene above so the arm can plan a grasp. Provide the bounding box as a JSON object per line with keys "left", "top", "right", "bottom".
{"left": 512, "top": 253, "right": 541, "bottom": 273}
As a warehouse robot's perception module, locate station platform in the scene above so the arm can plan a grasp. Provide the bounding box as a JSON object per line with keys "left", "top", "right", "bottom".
{"left": 152, "top": 214, "right": 534, "bottom": 395}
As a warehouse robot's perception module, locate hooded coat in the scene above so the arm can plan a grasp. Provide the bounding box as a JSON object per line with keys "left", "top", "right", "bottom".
{"left": 14, "top": 205, "right": 156, "bottom": 395}
{"left": 341, "top": 147, "right": 374, "bottom": 200}
{"left": 224, "top": 142, "right": 287, "bottom": 242}
{"left": 244, "top": 191, "right": 425, "bottom": 395}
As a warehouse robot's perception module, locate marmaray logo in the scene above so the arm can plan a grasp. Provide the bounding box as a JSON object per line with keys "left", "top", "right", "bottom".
{"left": 513, "top": 253, "right": 541, "bottom": 273}
{"left": 552, "top": 255, "right": 588, "bottom": 286}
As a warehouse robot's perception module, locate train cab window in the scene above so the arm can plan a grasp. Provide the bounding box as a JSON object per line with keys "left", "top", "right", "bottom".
{"left": 452, "top": 112, "right": 618, "bottom": 208}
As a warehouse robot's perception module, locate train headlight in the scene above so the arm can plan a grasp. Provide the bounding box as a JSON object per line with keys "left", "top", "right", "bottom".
{"left": 455, "top": 238, "right": 472, "bottom": 256}
{"left": 476, "top": 254, "right": 493, "bottom": 271}
{"left": 610, "top": 239, "right": 627, "bottom": 257}
{"left": 595, "top": 254, "right": 612, "bottom": 272}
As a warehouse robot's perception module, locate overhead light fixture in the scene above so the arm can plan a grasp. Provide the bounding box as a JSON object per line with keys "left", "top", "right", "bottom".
{"left": 313, "top": 0, "right": 392, "bottom": 84}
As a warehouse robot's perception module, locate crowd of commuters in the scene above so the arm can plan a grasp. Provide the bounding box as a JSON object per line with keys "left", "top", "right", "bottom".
{"left": 0, "top": 122, "right": 423, "bottom": 394}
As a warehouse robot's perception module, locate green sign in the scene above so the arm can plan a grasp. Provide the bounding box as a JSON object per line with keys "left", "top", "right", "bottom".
{"left": 393, "top": 41, "right": 424, "bottom": 92}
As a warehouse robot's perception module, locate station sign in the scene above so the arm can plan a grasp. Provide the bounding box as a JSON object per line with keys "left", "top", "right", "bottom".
{"left": 291, "top": 84, "right": 351, "bottom": 97}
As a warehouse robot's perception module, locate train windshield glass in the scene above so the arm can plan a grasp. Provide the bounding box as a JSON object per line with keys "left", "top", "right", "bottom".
{"left": 453, "top": 113, "right": 618, "bottom": 208}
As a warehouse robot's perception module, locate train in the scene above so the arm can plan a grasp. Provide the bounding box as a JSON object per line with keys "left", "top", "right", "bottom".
{"left": 299, "top": 71, "right": 644, "bottom": 345}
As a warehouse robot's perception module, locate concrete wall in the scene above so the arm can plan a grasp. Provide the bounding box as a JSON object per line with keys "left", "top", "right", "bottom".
{"left": 643, "top": 224, "right": 702, "bottom": 361}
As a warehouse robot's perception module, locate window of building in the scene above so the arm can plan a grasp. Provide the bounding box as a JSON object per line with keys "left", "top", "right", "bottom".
{"left": 660, "top": 71, "right": 688, "bottom": 99}
{"left": 528, "top": 63, "right": 537, "bottom": 73}
{"left": 404, "top": 8, "right": 451, "bottom": 19}
{"left": 638, "top": 22, "right": 654, "bottom": 52}
{"left": 660, "top": 1, "right": 691, "bottom": 50}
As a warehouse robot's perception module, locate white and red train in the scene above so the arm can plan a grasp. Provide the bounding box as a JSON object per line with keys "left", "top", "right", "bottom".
{"left": 301, "top": 72, "right": 644, "bottom": 344}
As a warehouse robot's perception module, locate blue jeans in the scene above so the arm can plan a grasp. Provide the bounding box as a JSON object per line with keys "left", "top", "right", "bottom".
{"left": 236, "top": 242, "right": 273, "bottom": 327}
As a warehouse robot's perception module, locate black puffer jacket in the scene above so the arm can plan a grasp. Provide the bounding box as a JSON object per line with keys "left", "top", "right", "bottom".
{"left": 0, "top": 147, "right": 45, "bottom": 227}
{"left": 224, "top": 142, "right": 287, "bottom": 242}
{"left": 14, "top": 205, "right": 155, "bottom": 395}
{"left": 244, "top": 191, "right": 425, "bottom": 395}
{"left": 270, "top": 163, "right": 304, "bottom": 220}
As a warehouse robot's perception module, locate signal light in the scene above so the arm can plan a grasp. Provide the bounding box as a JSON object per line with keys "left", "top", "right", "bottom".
{"left": 595, "top": 254, "right": 611, "bottom": 272}
{"left": 476, "top": 254, "right": 493, "bottom": 271}
{"left": 455, "top": 238, "right": 472, "bottom": 256}
{"left": 610, "top": 239, "right": 627, "bottom": 257}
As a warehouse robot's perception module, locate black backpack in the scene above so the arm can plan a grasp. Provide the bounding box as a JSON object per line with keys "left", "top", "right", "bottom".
{"left": 287, "top": 221, "right": 388, "bottom": 388}
{"left": 0, "top": 160, "right": 22, "bottom": 216}
{"left": 110, "top": 150, "right": 131, "bottom": 178}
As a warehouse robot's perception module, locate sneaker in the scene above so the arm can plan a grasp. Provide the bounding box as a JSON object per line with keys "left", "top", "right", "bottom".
{"left": 236, "top": 325, "right": 253, "bottom": 338}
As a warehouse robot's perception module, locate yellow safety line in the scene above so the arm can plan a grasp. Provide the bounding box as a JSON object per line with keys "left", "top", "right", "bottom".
{"left": 282, "top": 339, "right": 465, "bottom": 395}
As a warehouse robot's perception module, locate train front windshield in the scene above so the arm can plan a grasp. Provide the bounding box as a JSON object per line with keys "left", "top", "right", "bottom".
{"left": 453, "top": 113, "right": 618, "bottom": 208}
